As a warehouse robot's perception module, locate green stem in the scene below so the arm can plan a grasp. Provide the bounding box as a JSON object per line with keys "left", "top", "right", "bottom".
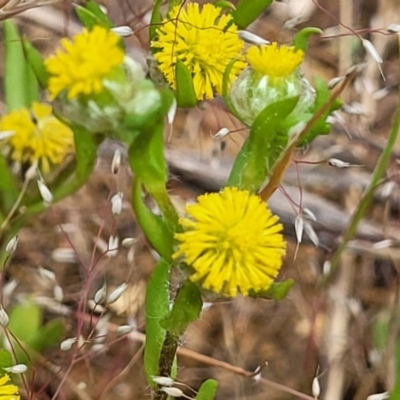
{"left": 324, "top": 38, "right": 400, "bottom": 284}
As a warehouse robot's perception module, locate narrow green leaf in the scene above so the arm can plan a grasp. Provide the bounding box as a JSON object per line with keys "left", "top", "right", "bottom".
{"left": 129, "top": 123, "right": 167, "bottom": 193}
{"left": 195, "top": 379, "right": 219, "bottom": 400}
{"left": 3, "top": 20, "right": 30, "bottom": 110}
{"left": 214, "top": 1, "right": 236, "bottom": 11}
{"left": 0, "top": 350, "right": 12, "bottom": 370}
{"left": 71, "top": 125, "right": 98, "bottom": 185}
{"left": 222, "top": 57, "right": 242, "bottom": 118}
{"left": 292, "top": 27, "right": 322, "bottom": 52}
{"left": 9, "top": 303, "right": 41, "bottom": 345}
{"left": 250, "top": 279, "right": 294, "bottom": 300}
{"left": 144, "top": 259, "right": 171, "bottom": 385}
{"left": 175, "top": 60, "right": 197, "bottom": 108}
{"left": 390, "top": 339, "right": 400, "bottom": 400}
{"left": 232, "top": 0, "right": 273, "bottom": 29}
{"left": 0, "top": 154, "right": 19, "bottom": 218}
{"left": 76, "top": 0, "right": 113, "bottom": 29}
{"left": 160, "top": 280, "right": 202, "bottom": 336}
{"left": 23, "top": 38, "right": 49, "bottom": 88}
{"left": 132, "top": 177, "right": 174, "bottom": 262}
{"left": 227, "top": 97, "right": 299, "bottom": 192}
{"left": 150, "top": 0, "right": 163, "bottom": 40}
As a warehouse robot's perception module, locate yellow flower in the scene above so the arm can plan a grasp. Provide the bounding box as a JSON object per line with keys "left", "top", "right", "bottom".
{"left": 0, "top": 102, "right": 74, "bottom": 173}
{"left": 174, "top": 187, "right": 286, "bottom": 297}
{"left": 45, "top": 26, "right": 124, "bottom": 100}
{"left": 0, "top": 374, "right": 20, "bottom": 399}
{"left": 151, "top": 3, "right": 245, "bottom": 100}
{"left": 246, "top": 43, "right": 304, "bottom": 78}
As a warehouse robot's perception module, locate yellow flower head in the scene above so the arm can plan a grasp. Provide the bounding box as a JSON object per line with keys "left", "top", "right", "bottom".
{"left": 0, "top": 102, "right": 74, "bottom": 173}
{"left": 174, "top": 187, "right": 286, "bottom": 297}
{"left": 246, "top": 43, "right": 304, "bottom": 78}
{"left": 45, "top": 26, "right": 124, "bottom": 100}
{"left": 151, "top": 3, "right": 245, "bottom": 100}
{"left": 0, "top": 374, "right": 20, "bottom": 399}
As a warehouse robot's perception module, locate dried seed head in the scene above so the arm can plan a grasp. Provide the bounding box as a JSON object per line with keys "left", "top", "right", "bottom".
{"left": 38, "top": 266, "right": 56, "bottom": 282}
{"left": 366, "top": 392, "right": 389, "bottom": 400}
{"left": 362, "top": 39, "right": 383, "bottom": 63}
{"left": 37, "top": 180, "right": 53, "bottom": 204}
{"left": 387, "top": 24, "right": 400, "bottom": 33}
{"left": 111, "top": 26, "right": 133, "bottom": 37}
{"left": 121, "top": 237, "right": 137, "bottom": 248}
{"left": 117, "top": 325, "right": 134, "bottom": 335}
{"left": 161, "top": 387, "right": 184, "bottom": 397}
{"left": 4, "top": 364, "right": 28, "bottom": 374}
{"left": 60, "top": 337, "right": 78, "bottom": 351}
{"left": 294, "top": 215, "right": 304, "bottom": 244}
{"left": 111, "top": 149, "right": 121, "bottom": 174}
{"left": 107, "top": 283, "right": 128, "bottom": 304}
{"left": 152, "top": 376, "right": 174, "bottom": 386}
{"left": 213, "top": 127, "right": 230, "bottom": 139}
{"left": 328, "top": 158, "right": 350, "bottom": 168}
{"left": 94, "top": 282, "right": 108, "bottom": 305}
{"left": 167, "top": 98, "right": 177, "bottom": 125}
{"left": 111, "top": 192, "right": 123, "bottom": 216}
{"left": 238, "top": 30, "right": 270, "bottom": 45}
{"left": 5, "top": 235, "right": 19, "bottom": 255}
{"left": 107, "top": 236, "right": 119, "bottom": 258}
{"left": 0, "top": 308, "right": 10, "bottom": 327}
{"left": 87, "top": 299, "right": 106, "bottom": 313}
{"left": 312, "top": 376, "right": 320, "bottom": 398}
{"left": 53, "top": 285, "right": 64, "bottom": 302}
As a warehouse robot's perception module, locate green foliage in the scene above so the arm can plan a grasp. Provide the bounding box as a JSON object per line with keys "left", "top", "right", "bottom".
{"left": 250, "top": 279, "right": 295, "bottom": 300}
{"left": 75, "top": 0, "right": 113, "bottom": 29}
{"left": 231, "top": 0, "right": 273, "bottom": 29}
{"left": 161, "top": 280, "right": 203, "bottom": 336}
{"left": 23, "top": 38, "right": 49, "bottom": 88}
{"left": 150, "top": 0, "right": 163, "bottom": 40}
{"left": 132, "top": 177, "right": 174, "bottom": 262}
{"left": 175, "top": 61, "right": 198, "bottom": 107}
{"left": 144, "top": 259, "right": 172, "bottom": 385}
{"left": 7, "top": 302, "right": 63, "bottom": 363}
{"left": 0, "top": 349, "right": 12, "bottom": 371}
{"left": 195, "top": 379, "right": 219, "bottom": 400}
{"left": 292, "top": 27, "right": 323, "bottom": 52}
{"left": 227, "top": 97, "right": 299, "bottom": 192}
{"left": 0, "top": 154, "right": 18, "bottom": 221}
{"left": 3, "top": 20, "right": 38, "bottom": 111}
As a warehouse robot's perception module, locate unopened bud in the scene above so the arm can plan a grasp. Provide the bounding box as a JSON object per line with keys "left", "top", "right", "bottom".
{"left": 328, "top": 158, "right": 350, "bottom": 168}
